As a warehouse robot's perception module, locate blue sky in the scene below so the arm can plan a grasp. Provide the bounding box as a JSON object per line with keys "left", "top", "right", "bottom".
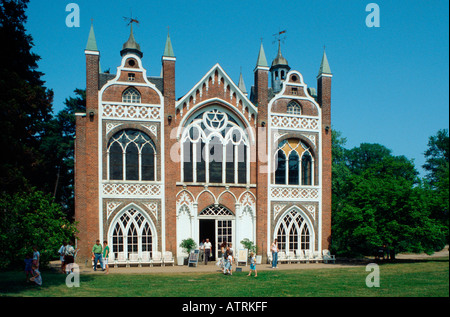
{"left": 25, "top": 0, "right": 449, "bottom": 175}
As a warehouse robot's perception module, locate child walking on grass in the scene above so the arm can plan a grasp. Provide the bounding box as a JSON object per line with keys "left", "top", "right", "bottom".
{"left": 247, "top": 252, "right": 257, "bottom": 277}
{"left": 30, "top": 264, "right": 42, "bottom": 286}
{"left": 224, "top": 250, "right": 233, "bottom": 275}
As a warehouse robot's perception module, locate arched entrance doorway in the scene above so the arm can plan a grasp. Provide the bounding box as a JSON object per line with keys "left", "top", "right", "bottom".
{"left": 198, "top": 204, "right": 234, "bottom": 261}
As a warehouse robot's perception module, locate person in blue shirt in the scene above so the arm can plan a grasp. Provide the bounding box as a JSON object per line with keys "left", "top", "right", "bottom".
{"left": 24, "top": 253, "right": 33, "bottom": 282}
{"left": 247, "top": 252, "right": 258, "bottom": 277}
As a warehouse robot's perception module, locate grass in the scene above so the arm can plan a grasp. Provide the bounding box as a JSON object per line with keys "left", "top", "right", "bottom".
{"left": 0, "top": 258, "right": 448, "bottom": 297}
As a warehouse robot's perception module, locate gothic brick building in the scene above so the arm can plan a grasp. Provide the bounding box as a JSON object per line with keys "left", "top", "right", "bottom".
{"left": 74, "top": 24, "right": 333, "bottom": 264}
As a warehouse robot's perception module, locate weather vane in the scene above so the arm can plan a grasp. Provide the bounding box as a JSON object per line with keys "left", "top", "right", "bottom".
{"left": 272, "top": 29, "right": 287, "bottom": 45}
{"left": 123, "top": 9, "right": 140, "bottom": 26}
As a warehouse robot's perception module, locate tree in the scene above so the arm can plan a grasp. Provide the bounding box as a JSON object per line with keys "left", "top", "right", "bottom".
{"left": 331, "top": 130, "right": 351, "bottom": 210}
{"left": 423, "top": 129, "right": 449, "bottom": 242}
{"left": 423, "top": 129, "right": 449, "bottom": 185}
{"left": 0, "top": 0, "right": 54, "bottom": 193}
{"left": 38, "top": 89, "right": 86, "bottom": 217}
{"left": 331, "top": 139, "right": 446, "bottom": 257}
{"left": 0, "top": 190, "right": 78, "bottom": 269}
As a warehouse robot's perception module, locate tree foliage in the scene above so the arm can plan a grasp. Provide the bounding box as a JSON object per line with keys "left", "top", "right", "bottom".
{"left": 0, "top": 1, "right": 81, "bottom": 270}
{"left": 422, "top": 129, "right": 449, "bottom": 242}
{"left": 0, "top": 0, "right": 54, "bottom": 193}
{"left": 0, "top": 190, "right": 78, "bottom": 269}
{"left": 38, "top": 89, "right": 86, "bottom": 217}
{"left": 423, "top": 129, "right": 449, "bottom": 185}
{"left": 331, "top": 131, "right": 447, "bottom": 257}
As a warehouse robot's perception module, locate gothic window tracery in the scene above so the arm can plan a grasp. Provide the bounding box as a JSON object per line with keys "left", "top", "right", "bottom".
{"left": 274, "top": 139, "right": 314, "bottom": 185}
{"left": 276, "top": 209, "right": 310, "bottom": 252}
{"left": 287, "top": 101, "right": 301, "bottom": 115}
{"left": 181, "top": 108, "right": 249, "bottom": 184}
{"left": 111, "top": 207, "right": 154, "bottom": 259}
{"left": 122, "top": 87, "right": 141, "bottom": 103}
{"left": 107, "top": 129, "right": 156, "bottom": 181}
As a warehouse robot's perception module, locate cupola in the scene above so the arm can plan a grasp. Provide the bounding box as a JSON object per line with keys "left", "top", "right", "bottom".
{"left": 270, "top": 41, "right": 290, "bottom": 93}
{"left": 120, "top": 24, "right": 143, "bottom": 58}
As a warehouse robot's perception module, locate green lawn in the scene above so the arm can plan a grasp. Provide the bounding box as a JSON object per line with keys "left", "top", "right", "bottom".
{"left": 0, "top": 258, "right": 448, "bottom": 297}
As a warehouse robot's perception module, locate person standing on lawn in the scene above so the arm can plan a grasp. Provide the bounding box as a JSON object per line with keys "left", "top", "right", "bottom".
{"left": 271, "top": 239, "right": 279, "bottom": 268}
{"left": 203, "top": 238, "right": 212, "bottom": 265}
{"left": 24, "top": 253, "right": 33, "bottom": 282}
{"left": 247, "top": 252, "right": 257, "bottom": 277}
{"left": 32, "top": 246, "right": 40, "bottom": 269}
{"left": 103, "top": 241, "right": 110, "bottom": 274}
{"left": 92, "top": 240, "right": 104, "bottom": 271}
{"left": 58, "top": 242, "right": 66, "bottom": 274}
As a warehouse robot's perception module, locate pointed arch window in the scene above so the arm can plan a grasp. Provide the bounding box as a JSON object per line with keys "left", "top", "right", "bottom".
{"left": 301, "top": 152, "right": 313, "bottom": 185}
{"left": 122, "top": 87, "right": 141, "bottom": 103}
{"left": 110, "top": 207, "right": 155, "bottom": 259}
{"left": 275, "top": 150, "right": 286, "bottom": 185}
{"left": 288, "top": 150, "right": 300, "bottom": 185}
{"left": 287, "top": 101, "right": 301, "bottom": 115}
{"left": 181, "top": 108, "right": 249, "bottom": 185}
{"left": 276, "top": 209, "right": 311, "bottom": 253}
{"left": 107, "top": 129, "right": 156, "bottom": 181}
{"left": 274, "top": 139, "right": 314, "bottom": 186}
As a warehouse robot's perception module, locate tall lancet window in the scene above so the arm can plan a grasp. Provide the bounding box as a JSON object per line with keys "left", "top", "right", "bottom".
{"left": 107, "top": 129, "right": 156, "bottom": 181}
{"left": 275, "top": 150, "right": 286, "bottom": 185}
{"left": 301, "top": 152, "right": 313, "bottom": 185}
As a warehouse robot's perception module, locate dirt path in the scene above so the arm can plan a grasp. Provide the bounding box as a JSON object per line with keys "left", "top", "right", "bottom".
{"left": 394, "top": 245, "right": 449, "bottom": 260}
{"left": 50, "top": 245, "right": 448, "bottom": 275}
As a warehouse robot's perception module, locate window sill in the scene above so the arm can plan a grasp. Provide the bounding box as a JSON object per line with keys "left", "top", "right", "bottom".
{"left": 176, "top": 182, "right": 256, "bottom": 188}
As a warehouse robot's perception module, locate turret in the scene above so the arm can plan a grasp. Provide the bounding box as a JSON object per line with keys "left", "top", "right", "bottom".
{"left": 238, "top": 69, "right": 247, "bottom": 97}
{"left": 316, "top": 48, "right": 333, "bottom": 251}
{"left": 85, "top": 23, "right": 100, "bottom": 114}
{"left": 270, "top": 41, "right": 290, "bottom": 93}
{"left": 253, "top": 41, "right": 269, "bottom": 110}
{"left": 120, "top": 24, "right": 143, "bottom": 58}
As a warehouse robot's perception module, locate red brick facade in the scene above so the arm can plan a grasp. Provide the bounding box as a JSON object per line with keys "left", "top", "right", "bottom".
{"left": 317, "top": 74, "right": 333, "bottom": 250}
{"left": 74, "top": 30, "right": 332, "bottom": 264}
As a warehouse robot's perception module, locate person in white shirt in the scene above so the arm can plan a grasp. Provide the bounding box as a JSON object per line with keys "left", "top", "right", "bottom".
{"left": 203, "top": 238, "right": 212, "bottom": 265}
{"left": 58, "top": 243, "right": 66, "bottom": 274}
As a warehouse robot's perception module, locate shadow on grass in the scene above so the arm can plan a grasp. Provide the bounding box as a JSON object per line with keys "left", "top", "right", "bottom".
{"left": 0, "top": 267, "right": 96, "bottom": 296}
{"left": 333, "top": 256, "right": 449, "bottom": 266}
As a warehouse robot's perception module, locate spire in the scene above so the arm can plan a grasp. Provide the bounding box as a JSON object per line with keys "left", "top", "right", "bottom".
{"left": 86, "top": 23, "right": 98, "bottom": 51}
{"left": 238, "top": 69, "right": 247, "bottom": 95}
{"left": 121, "top": 24, "right": 143, "bottom": 58}
{"left": 318, "top": 48, "right": 332, "bottom": 76}
{"left": 256, "top": 41, "right": 268, "bottom": 68}
{"left": 163, "top": 29, "right": 175, "bottom": 57}
{"left": 271, "top": 40, "right": 288, "bottom": 67}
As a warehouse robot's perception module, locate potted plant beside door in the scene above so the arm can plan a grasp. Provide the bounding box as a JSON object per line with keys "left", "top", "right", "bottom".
{"left": 240, "top": 238, "right": 260, "bottom": 263}
{"left": 179, "top": 238, "right": 197, "bottom": 265}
